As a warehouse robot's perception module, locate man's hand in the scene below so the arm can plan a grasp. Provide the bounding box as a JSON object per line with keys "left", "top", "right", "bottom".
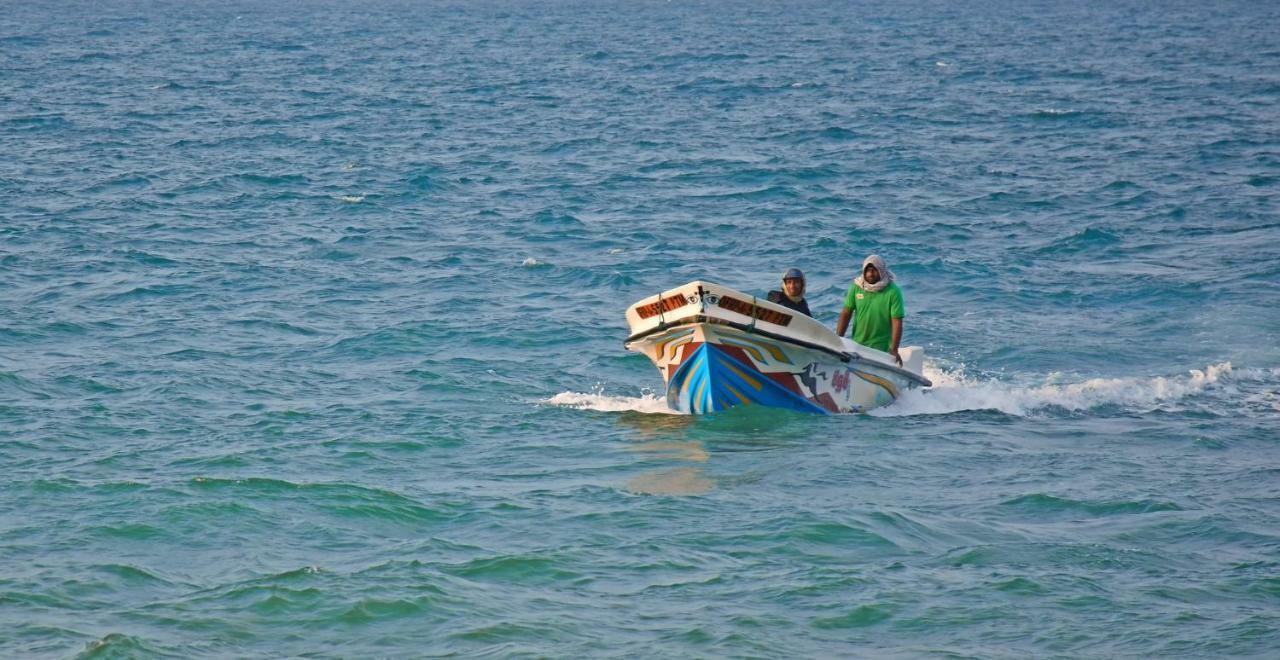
{"left": 890, "top": 318, "right": 903, "bottom": 366}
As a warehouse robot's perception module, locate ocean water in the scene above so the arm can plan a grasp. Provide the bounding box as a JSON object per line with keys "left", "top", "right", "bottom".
{"left": 3, "top": 0, "right": 1279, "bottom": 656}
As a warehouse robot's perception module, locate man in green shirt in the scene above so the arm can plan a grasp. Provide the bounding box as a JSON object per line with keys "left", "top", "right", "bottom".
{"left": 835, "top": 254, "right": 905, "bottom": 366}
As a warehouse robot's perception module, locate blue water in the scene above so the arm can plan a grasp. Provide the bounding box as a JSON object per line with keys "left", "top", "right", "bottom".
{"left": 3, "top": 0, "right": 1279, "bottom": 656}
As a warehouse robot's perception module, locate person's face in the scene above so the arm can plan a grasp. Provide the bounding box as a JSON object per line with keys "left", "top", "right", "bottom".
{"left": 783, "top": 277, "right": 804, "bottom": 297}
{"left": 863, "top": 264, "right": 881, "bottom": 284}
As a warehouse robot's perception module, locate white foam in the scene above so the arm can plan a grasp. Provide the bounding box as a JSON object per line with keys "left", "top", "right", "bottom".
{"left": 521, "top": 257, "right": 543, "bottom": 267}
{"left": 338, "top": 194, "right": 365, "bottom": 203}
{"left": 545, "top": 363, "right": 1269, "bottom": 418}
{"left": 544, "top": 390, "right": 681, "bottom": 414}
{"left": 873, "top": 361, "right": 1238, "bottom": 417}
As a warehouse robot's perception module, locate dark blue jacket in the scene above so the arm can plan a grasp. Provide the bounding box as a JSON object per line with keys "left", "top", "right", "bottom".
{"left": 766, "top": 290, "right": 812, "bottom": 317}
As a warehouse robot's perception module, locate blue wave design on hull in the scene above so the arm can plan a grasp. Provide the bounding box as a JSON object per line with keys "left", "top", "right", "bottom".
{"left": 666, "top": 343, "right": 829, "bottom": 415}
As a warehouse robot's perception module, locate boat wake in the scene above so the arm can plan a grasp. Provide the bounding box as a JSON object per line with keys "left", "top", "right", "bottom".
{"left": 544, "top": 389, "right": 681, "bottom": 414}
{"left": 547, "top": 362, "right": 1277, "bottom": 418}
{"left": 874, "top": 361, "right": 1272, "bottom": 417}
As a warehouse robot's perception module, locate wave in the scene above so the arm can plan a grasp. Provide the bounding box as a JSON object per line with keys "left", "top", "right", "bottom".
{"left": 1030, "top": 108, "right": 1085, "bottom": 118}
{"left": 77, "top": 633, "right": 180, "bottom": 659}
{"left": 999, "top": 493, "right": 1183, "bottom": 516}
{"left": 874, "top": 361, "right": 1252, "bottom": 417}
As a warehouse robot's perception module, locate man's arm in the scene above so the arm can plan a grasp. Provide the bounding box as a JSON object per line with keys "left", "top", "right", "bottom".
{"left": 835, "top": 308, "right": 852, "bottom": 337}
{"left": 890, "top": 318, "right": 903, "bottom": 365}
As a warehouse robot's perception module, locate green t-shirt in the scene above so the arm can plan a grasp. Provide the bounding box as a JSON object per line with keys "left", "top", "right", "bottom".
{"left": 842, "top": 281, "right": 905, "bottom": 353}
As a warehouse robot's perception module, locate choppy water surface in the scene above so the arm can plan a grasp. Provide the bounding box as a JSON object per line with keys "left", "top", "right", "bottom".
{"left": 3, "top": 0, "right": 1279, "bottom": 657}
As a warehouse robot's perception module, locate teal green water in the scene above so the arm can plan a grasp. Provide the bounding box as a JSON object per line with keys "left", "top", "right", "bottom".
{"left": 2, "top": 0, "right": 1279, "bottom": 657}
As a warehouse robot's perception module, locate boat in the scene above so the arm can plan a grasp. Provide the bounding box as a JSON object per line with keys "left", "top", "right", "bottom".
{"left": 624, "top": 281, "right": 931, "bottom": 414}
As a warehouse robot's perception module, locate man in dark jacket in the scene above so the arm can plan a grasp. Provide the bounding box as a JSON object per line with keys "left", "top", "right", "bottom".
{"left": 766, "top": 268, "right": 812, "bottom": 317}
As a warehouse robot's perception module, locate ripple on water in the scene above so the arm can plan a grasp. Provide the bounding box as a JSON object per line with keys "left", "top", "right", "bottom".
{"left": 443, "top": 554, "right": 582, "bottom": 585}
{"left": 187, "top": 478, "right": 458, "bottom": 527}
{"left": 3, "top": 1, "right": 1279, "bottom": 657}
{"left": 998, "top": 493, "right": 1184, "bottom": 518}
{"left": 811, "top": 603, "right": 897, "bottom": 629}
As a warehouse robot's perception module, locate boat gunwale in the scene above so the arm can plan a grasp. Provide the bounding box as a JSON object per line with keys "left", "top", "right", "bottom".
{"left": 625, "top": 315, "right": 933, "bottom": 388}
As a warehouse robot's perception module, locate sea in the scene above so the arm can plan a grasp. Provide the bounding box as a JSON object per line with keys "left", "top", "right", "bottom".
{"left": 2, "top": 0, "right": 1279, "bottom": 657}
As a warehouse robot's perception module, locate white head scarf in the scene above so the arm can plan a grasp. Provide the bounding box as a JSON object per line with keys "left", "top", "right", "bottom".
{"left": 854, "top": 254, "right": 894, "bottom": 293}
